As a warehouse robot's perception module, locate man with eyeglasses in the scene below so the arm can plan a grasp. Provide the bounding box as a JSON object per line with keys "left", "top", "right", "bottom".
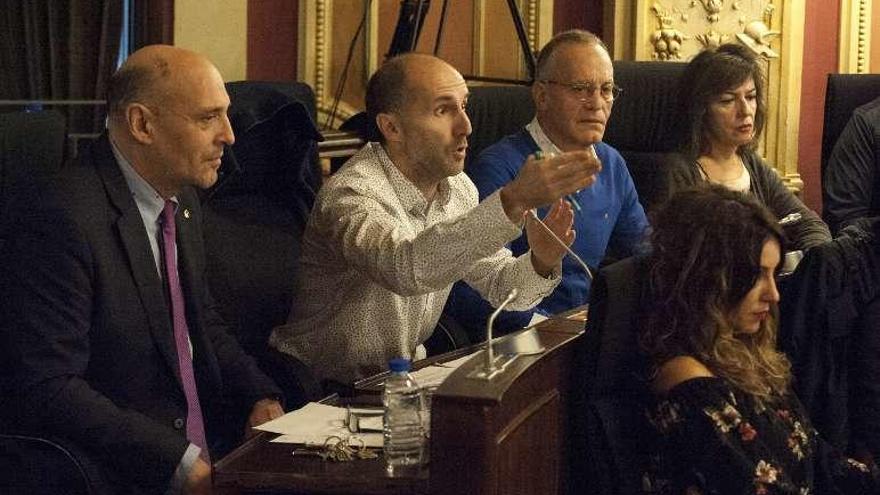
{"left": 446, "top": 29, "right": 650, "bottom": 335}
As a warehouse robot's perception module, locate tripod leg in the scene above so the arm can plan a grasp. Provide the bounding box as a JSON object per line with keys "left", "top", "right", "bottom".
{"left": 433, "top": 0, "right": 451, "bottom": 56}
{"left": 506, "top": 0, "right": 537, "bottom": 81}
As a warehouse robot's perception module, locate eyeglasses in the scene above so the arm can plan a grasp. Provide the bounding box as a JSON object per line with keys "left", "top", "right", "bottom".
{"left": 540, "top": 80, "right": 622, "bottom": 102}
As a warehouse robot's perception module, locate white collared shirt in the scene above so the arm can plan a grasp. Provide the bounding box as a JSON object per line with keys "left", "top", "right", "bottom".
{"left": 270, "top": 142, "right": 558, "bottom": 383}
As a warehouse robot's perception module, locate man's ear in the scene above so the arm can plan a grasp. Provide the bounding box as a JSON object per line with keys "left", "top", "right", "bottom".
{"left": 532, "top": 82, "right": 547, "bottom": 112}
{"left": 126, "top": 103, "right": 154, "bottom": 144}
{"left": 376, "top": 112, "right": 403, "bottom": 143}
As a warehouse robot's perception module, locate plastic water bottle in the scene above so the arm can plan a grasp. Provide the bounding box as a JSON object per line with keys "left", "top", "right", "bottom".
{"left": 383, "top": 358, "right": 425, "bottom": 475}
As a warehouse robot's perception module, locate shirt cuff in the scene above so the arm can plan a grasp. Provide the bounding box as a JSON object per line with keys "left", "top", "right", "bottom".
{"left": 509, "top": 251, "right": 560, "bottom": 309}
{"left": 167, "top": 443, "right": 201, "bottom": 495}
{"left": 528, "top": 251, "right": 562, "bottom": 280}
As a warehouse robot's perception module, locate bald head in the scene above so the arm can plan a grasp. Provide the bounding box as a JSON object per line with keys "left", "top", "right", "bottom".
{"left": 107, "top": 45, "right": 217, "bottom": 122}
{"left": 366, "top": 53, "right": 459, "bottom": 141}
{"left": 104, "top": 45, "right": 234, "bottom": 198}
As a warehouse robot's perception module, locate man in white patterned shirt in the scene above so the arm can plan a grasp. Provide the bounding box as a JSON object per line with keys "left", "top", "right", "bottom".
{"left": 270, "top": 53, "right": 601, "bottom": 385}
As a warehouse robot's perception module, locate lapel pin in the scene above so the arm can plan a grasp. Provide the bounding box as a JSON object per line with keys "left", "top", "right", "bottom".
{"left": 183, "top": 208, "right": 191, "bottom": 219}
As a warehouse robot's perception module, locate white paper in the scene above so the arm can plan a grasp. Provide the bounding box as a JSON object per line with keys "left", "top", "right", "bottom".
{"left": 410, "top": 366, "right": 458, "bottom": 389}
{"left": 527, "top": 312, "right": 549, "bottom": 326}
{"left": 256, "top": 402, "right": 383, "bottom": 447}
{"left": 436, "top": 352, "right": 479, "bottom": 369}
{"left": 409, "top": 351, "right": 479, "bottom": 388}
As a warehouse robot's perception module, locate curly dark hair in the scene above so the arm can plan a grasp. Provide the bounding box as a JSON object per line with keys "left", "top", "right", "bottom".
{"left": 640, "top": 184, "right": 790, "bottom": 400}
{"left": 675, "top": 43, "right": 767, "bottom": 159}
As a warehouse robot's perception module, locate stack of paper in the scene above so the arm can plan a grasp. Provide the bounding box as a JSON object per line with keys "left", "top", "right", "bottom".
{"left": 256, "top": 402, "right": 383, "bottom": 447}
{"left": 410, "top": 351, "right": 478, "bottom": 389}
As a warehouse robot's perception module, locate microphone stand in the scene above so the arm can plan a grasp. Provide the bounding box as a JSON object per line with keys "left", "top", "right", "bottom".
{"left": 470, "top": 288, "right": 518, "bottom": 380}
{"left": 467, "top": 204, "right": 593, "bottom": 381}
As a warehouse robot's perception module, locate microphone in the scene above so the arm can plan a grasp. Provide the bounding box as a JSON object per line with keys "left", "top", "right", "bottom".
{"left": 469, "top": 194, "right": 595, "bottom": 381}
{"left": 527, "top": 210, "right": 593, "bottom": 281}
{"left": 470, "top": 288, "right": 518, "bottom": 380}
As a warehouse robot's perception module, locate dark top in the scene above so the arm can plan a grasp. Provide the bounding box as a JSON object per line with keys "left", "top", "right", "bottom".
{"left": 669, "top": 150, "right": 831, "bottom": 251}
{"left": 646, "top": 376, "right": 878, "bottom": 494}
{"left": 823, "top": 96, "right": 880, "bottom": 234}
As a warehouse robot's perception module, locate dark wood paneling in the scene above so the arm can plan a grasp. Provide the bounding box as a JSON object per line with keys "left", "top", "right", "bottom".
{"left": 554, "top": 0, "right": 603, "bottom": 38}
{"left": 247, "top": 0, "right": 298, "bottom": 81}
{"left": 134, "top": 0, "right": 174, "bottom": 47}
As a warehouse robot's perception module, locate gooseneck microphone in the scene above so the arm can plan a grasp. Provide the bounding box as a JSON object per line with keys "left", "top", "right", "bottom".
{"left": 527, "top": 210, "right": 593, "bottom": 281}
{"left": 470, "top": 288, "right": 518, "bottom": 380}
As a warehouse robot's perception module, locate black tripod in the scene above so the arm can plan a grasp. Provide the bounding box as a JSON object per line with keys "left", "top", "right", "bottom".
{"left": 388, "top": 0, "right": 537, "bottom": 84}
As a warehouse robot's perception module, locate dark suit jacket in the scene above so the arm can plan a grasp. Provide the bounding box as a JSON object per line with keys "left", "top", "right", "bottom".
{"left": 0, "top": 135, "right": 280, "bottom": 490}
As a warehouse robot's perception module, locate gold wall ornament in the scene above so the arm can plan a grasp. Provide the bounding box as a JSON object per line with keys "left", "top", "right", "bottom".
{"left": 695, "top": 29, "right": 728, "bottom": 49}
{"left": 698, "top": 0, "right": 725, "bottom": 23}
{"left": 736, "top": 20, "right": 780, "bottom": 58}
{"left": 650, "top": 4, "right": 688, "bottom": 60}
{"left": 838, "top": 0, "right": 874, "bottom": 74}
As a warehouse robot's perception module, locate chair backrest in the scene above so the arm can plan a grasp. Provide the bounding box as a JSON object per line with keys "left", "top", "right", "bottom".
{"left": 821, "top": 73, "right": 880, "bottom": 177}
{"left": 0, "top": 110, "right": 66, "bottom": 224}
{"left": 463, "top": 61, "right": 687, "bottom": 213}
{"left": 202, "top": 81, "right": 324, "bottom": 405}
{"left": 464, "top": 84, "right": 535, "bottom": 167}
{"left": 578, "top": 256, "right": 655, "bottom": 495}
{"left": 0, "top": 433, "right": 115, "bottom": 495}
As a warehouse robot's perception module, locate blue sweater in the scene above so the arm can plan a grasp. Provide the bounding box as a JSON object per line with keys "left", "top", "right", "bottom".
{"left": 446, "top": 129, "right": 649, "bottom": 335}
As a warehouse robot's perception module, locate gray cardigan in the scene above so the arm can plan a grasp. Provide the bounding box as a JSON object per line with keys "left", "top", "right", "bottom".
{"left": 669, "top": 151, "right": 832, "bottom": 250}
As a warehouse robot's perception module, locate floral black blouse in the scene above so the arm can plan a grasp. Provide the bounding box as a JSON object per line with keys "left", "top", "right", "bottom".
{"left": 645, "top": 377, "right": 878, "bottom": 494}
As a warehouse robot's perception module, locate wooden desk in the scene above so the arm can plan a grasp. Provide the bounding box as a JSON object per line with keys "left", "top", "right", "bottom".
{"left": 214, "top": 315, "right": 585, "bottom": 494}
{"left": 213, "top": 430, "right": 428, "bottom": 494}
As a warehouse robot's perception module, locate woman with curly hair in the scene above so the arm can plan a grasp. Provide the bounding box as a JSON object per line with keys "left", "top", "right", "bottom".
{"left": 641, "top": 185, "right": 877, "bottom": 494}
{"left": 669, "top": 43, "right": 830, "bottom": 251}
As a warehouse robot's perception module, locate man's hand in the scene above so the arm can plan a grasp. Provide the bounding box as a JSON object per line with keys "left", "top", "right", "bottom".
{"left": 182, "top": 457, "right": 212, "bottom": 495}
{"left": 244, "top": 398, "right": 284, "bottom": 439}
{"left": 499, "top": 149, "right": 601, "bottom": 223}
{"left": 526, "top": 199, "right": 575, "bottom": 277}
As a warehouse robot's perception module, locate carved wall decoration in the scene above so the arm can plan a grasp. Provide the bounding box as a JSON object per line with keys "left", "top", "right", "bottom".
{"left": 698, "top": 0, "right": 724, "bottom": 22}
{"left": 736, "top": 21, "right": 780, "bottom": 58}
{"left": 695, "top": 29, "right": 728, "bottom": 49}
{"left": 838, "top": 0, "right": 874, "bottom": 74}
{"left": 612, "top": 0, "right": 805, "bottom": 193}
{"left": 646, "top": 0, "right": 778, "bottom": 61}
{"left": 650, "top": 4, "right": 689, "bottom": 59}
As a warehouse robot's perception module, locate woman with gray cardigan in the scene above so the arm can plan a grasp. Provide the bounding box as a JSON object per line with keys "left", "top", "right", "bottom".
{"left": 669, "top": 43, "right": 830, "bottom": 251}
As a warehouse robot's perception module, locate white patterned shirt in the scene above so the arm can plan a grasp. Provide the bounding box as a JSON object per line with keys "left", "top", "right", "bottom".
{"left": 269, "top": 142, "right": 558, "bottom": 383}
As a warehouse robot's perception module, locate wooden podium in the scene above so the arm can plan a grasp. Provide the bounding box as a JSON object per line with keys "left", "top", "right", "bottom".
{"left": 213, "top": 313, "right": 585, "bottom": 494}
{"left": 429, "top": 316, "right": 584, "bottom": 494}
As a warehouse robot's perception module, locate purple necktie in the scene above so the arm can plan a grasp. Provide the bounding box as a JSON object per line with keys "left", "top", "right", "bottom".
{"left": 160, "top": 200, "right": 209, "bottom": 461}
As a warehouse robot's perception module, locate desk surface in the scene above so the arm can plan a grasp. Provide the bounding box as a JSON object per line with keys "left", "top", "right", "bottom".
{"left": 214, "top": 431, "right": 428, "bottom": 495}
{"left": 214, "top": 312, "right": 585, "bottom": 494}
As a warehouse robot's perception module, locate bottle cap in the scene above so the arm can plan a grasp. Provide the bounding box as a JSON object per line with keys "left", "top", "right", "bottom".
{"left": 388, "top": 357, "right": 412, "bottom": 372}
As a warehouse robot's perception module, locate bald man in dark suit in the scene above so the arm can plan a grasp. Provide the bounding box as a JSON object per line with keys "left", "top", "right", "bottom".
{"left": 0, "top": 45, "right": 283, "bottom": 493}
